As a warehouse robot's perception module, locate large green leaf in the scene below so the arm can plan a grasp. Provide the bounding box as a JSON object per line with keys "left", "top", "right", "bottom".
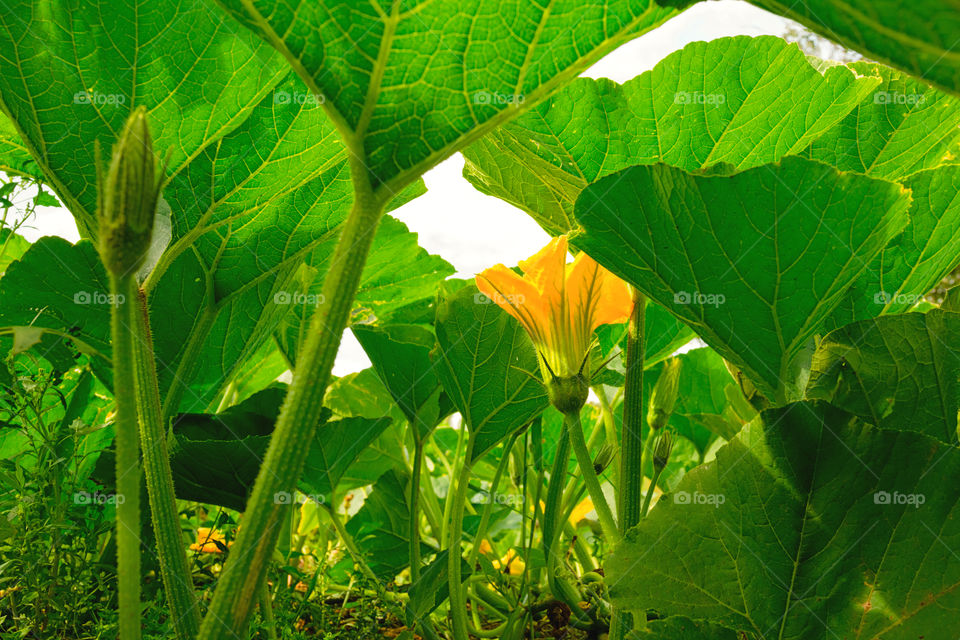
{"left": 0, "top": 0, "right": 289, "bottom": 238}
{"left": 608, "top": 401, "right": 960, "bottom": 639}
{"left": 806, "top": 310, "right": 960, "bottom": 445}
{"left": 747, "top": 0, "right": 960, "bottom": 97}
{"left": 215, "top": 0, "right": 690, "bottom": 191}
{"left": 0, "top": 2, "right": 430, "bottom": 416}
{"left": 168, "top": 386, "right": 393, "bottom": 510}
{"left": 574, "top": 156, "right": 912, "bottom": 403}
{"left": 463, "top": 36, "right": 880, "bottom": 235}
{"left": 802, "top": 62, "right": 960, "bottom": 181}
{"left": 825, "top": 165, "right": 960, "bottom": 330}
{"left": 433, "top": 284, "right": 548, "bottom": 462}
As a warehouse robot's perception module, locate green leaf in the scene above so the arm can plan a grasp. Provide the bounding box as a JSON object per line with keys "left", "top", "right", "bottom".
{"left": 806, "top": 310, "right": 960, "bottom": 445}
{"left": 668, "top": 348, "right": 751, "bottom": 451}
{"left": 405, "top": 549, "right": 471, "bottom": 628}
{"left": 215, "top": 0, "right": 689, "bottom": 190}
{"left": 596, "top": 301, "right": 696, "bottom": 372}
{"left": 0, "top": 114, "right": 40, "bottom": 181}
{"left": 638, "top": 617, "right": 741, "bottom": 639}
{"left": 463, "top": 36, "right": 880, "bottom": 235}
{"left": 0, "top": 237, "right": 112, "bottom": 362}
{"left": 433, "top": 284, "right": 548, "bottom": 462}
{"left": 573, "top": 156, "right": 912, "bottom": 403}
{"left": 608, "top": 401, "right": 960, "bottom": 638}
{"left": 0, "top": 228, "right": 30, "bottom": 277}
{"left": 802, "top": 63, "right": 960, "bottom": 181}
{"left": 0, "top": 0, "right": 290, "bottom": 239}
{"left": 275, "top": 214, "right": 453, "bottom": 365}
{"left": 169, "top": 386, "right": 393, "bottom": 510}
{"left": 747, "top": 0, "right": 960, "bottom": 97}
{"left": 353, "top": 324, "right": 448, "bottom": 438}
{"left": 346, "top": 468, "right": 428, "bottom": 581}
{"left": 825, "top": 165, "right": 960, "bottom": 330}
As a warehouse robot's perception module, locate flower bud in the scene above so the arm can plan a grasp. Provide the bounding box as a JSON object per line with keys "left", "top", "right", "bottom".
{"left": 653, "top": 431, "right": 674, "bottom": 471}
{"left": 592, "top": 443, "right": 616, "bottom": 475}
{"left": 98, "top": 107, "right": 160, "bottom": 275}
{"left": 647, "top": 358, "right": 681, "bottom": 430}
{"left": 546, "top": 374, "right": 589, "bottom": 415}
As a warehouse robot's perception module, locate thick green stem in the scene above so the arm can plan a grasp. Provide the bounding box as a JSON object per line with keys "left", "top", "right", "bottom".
{"left": 611, "top": 291, "right": 646, "bottom": 640}
{"left": 409, "top": 437, "right": 424, "bottom": 582}
{"left": 110, "top": 273, "right": 141, "bottom": 640}
{"left": 197, "top": 158, "right": 386, "bottom": 640}
{"left": 563, "top": 411, "right": 619, "bottom": 543}
{"left": 447, "top": 435, "right": 475, "bottom": 640}
{"left": 258, "top": 579, "right": 277, "bottom": 640}
{"left": 543, "top": 430, "right": 591, "bottom": 625}
{"left": 132, "top": 289, "right": 199, "bottom": 640}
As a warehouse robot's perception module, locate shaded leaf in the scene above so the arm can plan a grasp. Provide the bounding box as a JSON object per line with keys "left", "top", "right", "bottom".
{"left": 574, "top": 157, "right": 911, "bottom": 403}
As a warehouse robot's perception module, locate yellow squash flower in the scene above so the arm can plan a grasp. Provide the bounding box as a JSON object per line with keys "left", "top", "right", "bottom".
{"left": 189, "top": 527, "right": 229, "bottom": 554}
{"left": 476, "top": 236, "right": 632, "bottom": 409}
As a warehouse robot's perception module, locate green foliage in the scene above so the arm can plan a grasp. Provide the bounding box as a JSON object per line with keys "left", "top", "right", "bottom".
{"left": 0, "top": 3, "right": 957, "bottom": 640}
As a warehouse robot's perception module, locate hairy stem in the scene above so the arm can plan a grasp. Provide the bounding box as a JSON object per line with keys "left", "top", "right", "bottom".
{"left": 447, "top": 435, "right": 475, "bottom": 640}
{"left": 563, "top": 411, "right": 619, "bottom": 543}
{"left": 466, "top": 433, "right": 517, "bottom": 567}
{"left": 610, "top": 291, "right": 646, "bottom": 640}
{"left": 110, "top": 273, "right": 141, "bottom": 640}
{"left": 132, "top": 289, "right": 199, "bottom": 639}
{"left": 197, "top": 156, "right": 386, "bottom": 640}
{"left": 409, "top": 437, "right": 424, "bottom": 582}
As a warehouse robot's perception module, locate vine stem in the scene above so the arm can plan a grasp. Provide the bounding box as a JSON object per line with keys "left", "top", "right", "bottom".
{"left": 447, "top": 434, "right": 475, "bottom": 640}
{"left": 610, "top": 290, "right": 646, "bottom": 639}
{"left": 466, "top": 433, "right": 517, "bottom": 568}
{"left": 197, "top": 155, "right": 387, "bottom": 640}
{"left": 563, "top": 410, "right": 619, "bottom": 544}
{"left": 109, "top": 272, "right": 141, "bottom": 640}
{"left": 409, "top": 436, "right": 424, "bottom": 582}
{"left": 132, "top": 289, "right": 199, "bottom": 639}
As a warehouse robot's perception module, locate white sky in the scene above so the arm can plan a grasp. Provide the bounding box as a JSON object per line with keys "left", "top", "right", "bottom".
{"left": 8, "top": 0, "right": 797, "bottom": 375}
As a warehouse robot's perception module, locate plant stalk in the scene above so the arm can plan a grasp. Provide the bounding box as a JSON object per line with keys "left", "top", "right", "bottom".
{"left": 409, "top": 436, "right": 424, "bottom": 582}
{"left": 131, "top": 289, "right": 200, "bottom": 639}
{"left": 563, "top": 410, "right": 619, "bottom": 543}
{"left": 610, "top": 290, "right": 646, "bottom": 639}
{"left": 197, "top": 156, "right": 386, "bottom": 640}
{"left": 109, "top": 273, "right": 141, "bottom": 640}
{"left": 447, "top": 434, "right": 475, "bottom": 640}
